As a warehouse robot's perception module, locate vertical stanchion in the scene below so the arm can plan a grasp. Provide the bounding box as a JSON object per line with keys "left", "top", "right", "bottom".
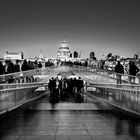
{"left": 138, "top": 91, "right": 140, "bottom": 113}
{"left": 136, "top": 91, "right": 139, "bottom": 112}
{"left": 14, "top": 89, "right": 16, "bottom": 107}
{"left": 0, "top": 91, "right": 2, "bottom": 112}
{"left": 85, "top": 81, "right": 87, "bottom": 94}
{"left": 24, "top": 89, "right": 27, "bottom": 103}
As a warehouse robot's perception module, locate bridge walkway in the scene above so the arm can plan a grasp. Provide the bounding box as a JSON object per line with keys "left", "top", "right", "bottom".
{"left": 0, "top": 92, "right": 140, "bottom": 140}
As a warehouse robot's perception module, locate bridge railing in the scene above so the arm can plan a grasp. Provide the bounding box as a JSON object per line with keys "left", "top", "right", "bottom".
{"left": 89, "top": 83, "right": 140, "bottom": 90}
{"left": 71, "top": 65, "right": 140, "bottom": 84}
{"left": 0, "top": 82, "right": 46, "bottom": 90}
{"left": 86, "top": 83, "right": 140, "bottom": 116}
{"left": 0, "top": 65, "right": 57, "bottom": 114}
{"left": 89, "top": 65, "right": 140, "bottom": 84}
{"left": 0, "top": 83, "right": 48, "bottom": 114}
{"left": 0, "top": 65, "right": 56, "bottom": 84}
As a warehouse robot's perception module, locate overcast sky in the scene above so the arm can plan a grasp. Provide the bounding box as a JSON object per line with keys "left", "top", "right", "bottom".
{"left": 0, "top": 0, "right": 140, "bottom": 59}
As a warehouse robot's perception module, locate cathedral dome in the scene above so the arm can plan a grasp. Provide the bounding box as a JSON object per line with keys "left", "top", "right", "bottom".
{"left": 57, "top": 40, "right": 71, "bottom": 61}
{"left": 58, "top": 40, "right": 69, "bottom": 50}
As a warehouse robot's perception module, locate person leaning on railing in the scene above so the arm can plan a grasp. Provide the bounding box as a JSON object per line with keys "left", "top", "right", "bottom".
{"left": 114, "top": 60, "right": 124, "bottom": 84}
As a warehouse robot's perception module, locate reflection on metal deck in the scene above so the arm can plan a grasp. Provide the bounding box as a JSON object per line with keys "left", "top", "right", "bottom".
{"left": 0, "top": 65, "right": 140, "bottom": 140}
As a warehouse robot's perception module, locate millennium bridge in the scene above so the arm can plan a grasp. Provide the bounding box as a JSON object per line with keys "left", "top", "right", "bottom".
{"left": 0, "top": 65, "right": 140, "bottom": 140}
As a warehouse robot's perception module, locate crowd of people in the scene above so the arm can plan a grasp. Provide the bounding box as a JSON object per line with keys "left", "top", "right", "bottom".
{"left": 48, "top": 76, "right": 84, "bottom": 101}
{"left": 0, "top": 59, "right": 45, "bottom": 83}
{"left": 0, "top": 59, "right": 43, "bottom": 75}
{"left": 0, "top": 58, "right": 140, "bottom": 84}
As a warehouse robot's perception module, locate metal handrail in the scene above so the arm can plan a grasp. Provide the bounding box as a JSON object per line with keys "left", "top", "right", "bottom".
{"left": 88, "top": 83, "right": 140, "bottom": 92}
{"left": 72, "top": 65, "right": 140, "bottom": 84}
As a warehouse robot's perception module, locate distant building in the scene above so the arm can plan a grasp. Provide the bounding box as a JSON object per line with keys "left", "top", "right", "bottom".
{"left": 74, "top": 51, "right": 78, "bottom": 58}
{"left": 4, "top": 51, "right": 23, "bottom": 60}
{"left": 57, "top": 40, "right": 71, "bottom": 61}
{"left": 70, "top": 53, "right": 72, "bottom": 58}
{"left": 90, "top": 51, "right": 95, "bottom": 60}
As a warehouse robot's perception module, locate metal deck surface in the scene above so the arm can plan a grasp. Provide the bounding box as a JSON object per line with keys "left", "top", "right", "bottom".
{"left": 0, "top": 92, "right": 140, "bottom": 140}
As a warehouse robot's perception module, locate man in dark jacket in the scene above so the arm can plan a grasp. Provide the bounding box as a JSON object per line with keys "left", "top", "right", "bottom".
{"left": 114, "top": 61, "right": 124, "bottom": 84}
{"left": 129, "top": 61, "right": 139, "bottom": 84}
{"left": 14, "top": 60, "right": 20, "bottom": 72}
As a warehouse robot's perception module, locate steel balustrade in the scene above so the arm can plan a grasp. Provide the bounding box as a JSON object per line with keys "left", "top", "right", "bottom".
{"left": 85, "top": 83, "right": 140, "bottom": 116}
{"left": 0, "top": 82, "right": 46, "bottom": 90}
{"left": 0, "top": 65, "right": 57, "bottom": 114}
{"left": 69, "top": 65, "right": 140, "bottom": 116}
{"left": 0, "top": 65, "right": 140, "bottom": 116}
{"left": 72, "top": 65, "right": 140, "bottom": 84}
{"left": 0, "top": 65, "right": 56, "bottom": 84}
{"left": 0, "top": 83, "right": 48, "bottom": 114}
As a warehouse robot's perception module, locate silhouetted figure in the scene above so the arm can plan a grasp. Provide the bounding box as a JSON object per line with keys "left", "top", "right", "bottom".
{"left": 77, "top": 77, "right": 84, "bottom": 94}
{"left": 99, "top": 60, "right": 105, "bottom": 70}
{"left": 0, "top": 61, "right": 5, "bottom": 75}
{"left": 21, "top": 60, "right": 30, "bottom": 83}
{"left": 14, "top": 60, "right": 20, "bottom": 72}
{"left": 4, "top": 60, "right": 15, "bottom": 83}
{"left": 38, "top": 62, "right": 42, "bottom": 69}
{"left": 14, "top": 60, "right": 20, "bottom": 83}
{"left": 84, "top": 60, "right": 88, "bottom": 67}
{"left": 55, "top": 77, "right": 59, "bottom": 99}
{"left": 9, "top": 61, "right": 15, "bottom": 73}
{"left": 58, "top": 78, "right": 63, "bottom": 97}
{"left": 34, "top": 60, "right": 38, "bottom": 69}
{"left": 129, "top": 61, "right": 139, "bottom": 84}
{"left": 114, "top": 61, "right": 124, "bottom": 84}
{"left": 21, "top": 59, "right": 29, "bottom": 71}
{"left": 68, "top": 78, "right": 73, "bottom": 94}
{"left": 48, "top": 77, "right": 56, "bottom": 101}
{"left": 62, "top": 77, "right": 68, "bottom": 97}
{"left": 4, "top": 60, "right": 13, "bottom": 74}
{"left": 27, "top": 61, "right": 34, "bottom": 70}
{"left": 73, "top": 78, "right": 77, "bottom": 94}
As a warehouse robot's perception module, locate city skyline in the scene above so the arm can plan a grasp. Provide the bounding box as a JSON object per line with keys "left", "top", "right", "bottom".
{"left": 0, "top": 0, "right": 140, "bottom": 59}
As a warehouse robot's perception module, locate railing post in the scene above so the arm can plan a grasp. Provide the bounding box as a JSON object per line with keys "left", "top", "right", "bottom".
{"left": 138, "top": 91, "right": 140, "bottom": 112}
{"left": 14, "top": 89, "right": 17, "bottom": 106}
{"left": 85, "top": 81, "right": 87, "bottom": 93}
{"left": 0, "top": 91, "right": 2, "bottom": 112}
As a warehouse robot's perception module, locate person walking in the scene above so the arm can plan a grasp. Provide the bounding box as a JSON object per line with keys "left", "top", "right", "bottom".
{"left": 114, "top": 60, "right": 124, "bottom": 84}
{"left": 48, "top": 77, "right": 56, "bottom": 101}
{"left": 129, "top": 61, "right": 139, "bottom": 84}
{"left": 14, "top": 60, "right": 20, "bottom": 83}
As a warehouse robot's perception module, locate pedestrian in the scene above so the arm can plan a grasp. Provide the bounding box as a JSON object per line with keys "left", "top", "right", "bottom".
{"left": 0, "top": 61, "right": 5, "bottom": 75}
{"left": 114, "top": 60, "right": 124, "bottom": 84}
{"left": 55, "top": 77, "right": 59, "bottom": 99}
{"left": 14, "top": 60, "right": 20, "bottom": 83}
{"left": 77, "top": 77, "right": 84, "bottom": 94}
{"left": 38, "top": 62, "right": 42, "bottom": 69}
{"left": 14, "top": 60, "right": 20, "bottom": 72}
{"left": 129, "top": 61, "right": 139, "bottom": 84}
{"left": 4, "top": 60, "right": 12, "bottom": 74}
{"left": 48, "top": 77, "right": 56, "bottom": 100}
